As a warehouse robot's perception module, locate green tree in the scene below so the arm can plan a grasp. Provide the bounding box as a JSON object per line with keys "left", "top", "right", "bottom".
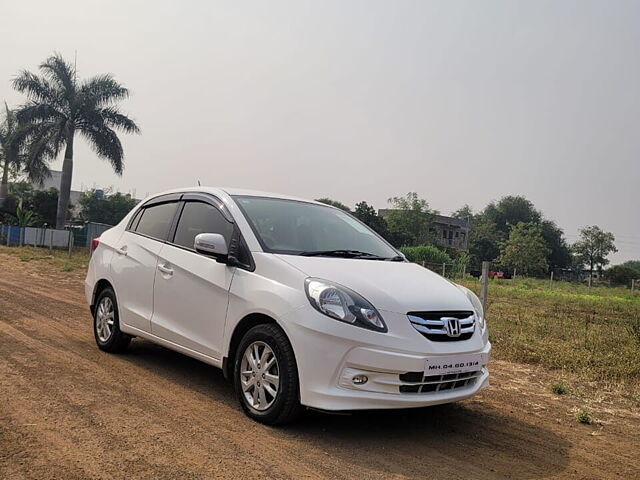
{"left": 315, "top": 198, "right": 351, "bottom": 211}
{"left": 31, "top": 188, "right": 61, "bottom": 226}
{"left": 385, "top": 192, "right": 435, "bottom": 247}
{"left": 78, "top": 190, "right": 137, "bottom": 225}
{"left": 484, "top": 196, "right": 542, "bottom": 236}
{"left": 497, "top": 222, "right": 549, "bottom": 275}
{"left": 572, "top": 226, "right": 617, "bottom": 278}
{"left": 621, "top": 260, "right": 640, "bottom": 272}
{"left": 451, "top": 204, "right": 475, "bottom": 223}
{"left": 13, "top": 53, "right": 140, "bottom": 229}
{"left": 605, "top": 264, "right": 640, "bottom": 286}
{"left": 540, "top": 220, "right": 571, "bottom": 268}
{"left": 353, "top": 201, "right": 387, "bottom": 236}
{"left": 468, "top": 219, "right": 501, "bottom": 264}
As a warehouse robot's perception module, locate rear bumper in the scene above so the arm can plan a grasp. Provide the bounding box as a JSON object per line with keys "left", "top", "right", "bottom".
{"left": 282, "top": 306, "right": 491, "bottom": 411}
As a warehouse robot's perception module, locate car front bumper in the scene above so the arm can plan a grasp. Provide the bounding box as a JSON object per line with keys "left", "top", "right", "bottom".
{"left": 281, "top": 305, "right": 491, "bottom": 411}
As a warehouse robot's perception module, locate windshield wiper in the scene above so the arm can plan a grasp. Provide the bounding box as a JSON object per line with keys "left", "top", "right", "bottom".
{"left": 299, "top": 249, "right": 386, "bottom": 259}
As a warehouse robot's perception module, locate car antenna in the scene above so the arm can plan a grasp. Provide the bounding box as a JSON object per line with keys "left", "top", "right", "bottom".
{"left": 197, "top": 179, "right": 201, "bottom": 186}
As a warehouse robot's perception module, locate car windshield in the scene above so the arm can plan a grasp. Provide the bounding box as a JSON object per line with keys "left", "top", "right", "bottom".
{"left": 233, "top": 196, "right": 399, "bottom": 259}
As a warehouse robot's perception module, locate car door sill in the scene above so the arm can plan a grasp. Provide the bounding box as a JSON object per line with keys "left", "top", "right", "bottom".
{"left": 121, "top": 324, "right": 222, "bottom": 368}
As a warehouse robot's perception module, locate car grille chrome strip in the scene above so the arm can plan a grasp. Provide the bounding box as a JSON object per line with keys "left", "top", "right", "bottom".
{"left": 407, "top": 311, "right": 476, "bottom": 341}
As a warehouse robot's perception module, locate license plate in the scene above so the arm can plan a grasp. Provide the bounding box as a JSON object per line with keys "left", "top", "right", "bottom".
{"left": 424, "top": 353, "right": 487, "bottom": 376}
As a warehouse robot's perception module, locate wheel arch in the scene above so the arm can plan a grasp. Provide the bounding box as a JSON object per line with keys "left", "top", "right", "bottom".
{"left": 90, "top": 278, "right": 114, "bottom": 314}
{"left": 223, "top": 312, "right": 286, "bottom": 381}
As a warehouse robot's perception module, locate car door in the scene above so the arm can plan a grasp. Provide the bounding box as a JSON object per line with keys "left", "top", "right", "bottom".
{"left": 110, "top": 196, "right": 180, "bottom": 333}
{"left": 151, "top": 196, "right": 236, "bottom": 359}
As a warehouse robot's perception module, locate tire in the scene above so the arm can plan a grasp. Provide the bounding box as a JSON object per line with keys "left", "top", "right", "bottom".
{"left": 93, "top": 287, "right": 131, "bottom": 353}
{"left": 234, "top": 324, "right": 303, "bottom": 425}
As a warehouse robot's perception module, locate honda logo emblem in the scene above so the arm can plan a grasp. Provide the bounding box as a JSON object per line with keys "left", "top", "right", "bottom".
{"left": 443, "top": 317, "right": 461, "bottom": 337}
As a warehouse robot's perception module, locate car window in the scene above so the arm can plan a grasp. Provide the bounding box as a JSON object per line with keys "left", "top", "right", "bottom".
{"left": 233, "top": 196, "right": 398, "bottom": 258}
{"left": 173, "top": 201, "right": 234, "bottom": 249}
{"left": 134, "top": 202, "right": 178, "bottom": 240}
{"left": 128, "top": 208, "right": 143, "bottom": 231}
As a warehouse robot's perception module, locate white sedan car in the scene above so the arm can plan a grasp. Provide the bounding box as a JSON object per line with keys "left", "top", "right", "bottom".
{"left": 85, "top": 188, "right": 490, "bottom": 424}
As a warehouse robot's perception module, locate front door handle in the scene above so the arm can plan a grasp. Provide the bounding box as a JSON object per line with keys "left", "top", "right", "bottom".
{"left": 158, "top": 264, "right": 174, "bottom": 276}
{"left": 116, "top": 246, "right": 128, "bottom": 256}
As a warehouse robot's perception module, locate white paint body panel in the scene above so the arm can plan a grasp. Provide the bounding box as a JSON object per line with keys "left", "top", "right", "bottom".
{"left": 86, "top": 187, "right": 491, "bottom": 411}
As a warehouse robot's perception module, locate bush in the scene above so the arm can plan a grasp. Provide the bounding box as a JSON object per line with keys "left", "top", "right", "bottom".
{"left": 400, "top": 245, "right": 452, "bottom": 265}
{"left": 551, "top": 382, "right": 568, "bottom": 395}
{"left": 576, "top": 407, "right": 593, "bottom": 424}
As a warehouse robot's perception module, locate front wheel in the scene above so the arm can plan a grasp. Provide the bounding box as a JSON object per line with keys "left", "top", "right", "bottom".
{"left": 234, "top": 324, "right": 303, "bottom": 425}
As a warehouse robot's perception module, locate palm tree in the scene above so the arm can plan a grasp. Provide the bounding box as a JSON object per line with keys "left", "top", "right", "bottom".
{"left": 12, "top": 53, "right": 140, "bottom": 229}
{"left": 0, "top": 102, "right": 27, "bottom": 199}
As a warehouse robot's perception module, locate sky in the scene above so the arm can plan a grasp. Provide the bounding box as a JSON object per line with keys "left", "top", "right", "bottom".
{"left": 2, "top": 0, "right": 639, "bottom": 262}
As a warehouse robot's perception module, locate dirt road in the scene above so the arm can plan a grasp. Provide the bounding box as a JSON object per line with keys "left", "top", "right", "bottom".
{"left": 1, "top": 252, "right": 638, "bottom": 480}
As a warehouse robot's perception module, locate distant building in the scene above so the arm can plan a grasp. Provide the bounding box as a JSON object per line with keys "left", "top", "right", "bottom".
{"left": 377, "top": 210, "right": 471, "bottom": 250}
{"left": 32, "top": 170, "right": 82, "bottom": 208}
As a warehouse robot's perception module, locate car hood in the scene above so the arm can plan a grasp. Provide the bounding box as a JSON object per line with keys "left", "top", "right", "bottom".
{"left": 275, "top": 255, "right": 472, "bottom": 314}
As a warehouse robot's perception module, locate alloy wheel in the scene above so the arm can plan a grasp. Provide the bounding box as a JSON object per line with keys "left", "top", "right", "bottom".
{"left": 96, "top": 297, "right": 115, "bottom": 342}
{"left": 239, "top": 341, "right": 280, "bottom": 411}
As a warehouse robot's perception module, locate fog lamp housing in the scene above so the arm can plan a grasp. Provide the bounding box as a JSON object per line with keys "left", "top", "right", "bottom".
{"left": 352, "top": 374, "right": 369, "bottom": 385}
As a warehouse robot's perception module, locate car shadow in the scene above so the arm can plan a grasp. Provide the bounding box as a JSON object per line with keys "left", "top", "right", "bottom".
{"left": 120, "top": 339, "right": 571, "bottom": 480}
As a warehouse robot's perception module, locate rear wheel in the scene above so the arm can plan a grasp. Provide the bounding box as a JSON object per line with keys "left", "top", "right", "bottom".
{"left": 93, "top": 287, "right": 131, "bottom": 353}
{"left": 234, "top": 324, "right": 302, "bottom": 425}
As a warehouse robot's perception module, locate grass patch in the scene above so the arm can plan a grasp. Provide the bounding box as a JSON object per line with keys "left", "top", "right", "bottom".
{"left": 461, "top": 277, "right": 640, "bottom": 383}
{"left": 576, "top": 407, "right": 593, "bottom": 425}
{"left": 551, "top": 382, "right": 568, "bottom": 395}
{"left": 0, "top": 245, "right": 88, "bottom": 272}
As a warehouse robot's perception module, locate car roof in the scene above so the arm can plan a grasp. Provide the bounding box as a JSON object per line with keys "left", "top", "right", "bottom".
{"left": 146, "top": 186, "right": 326, "bottom": 206}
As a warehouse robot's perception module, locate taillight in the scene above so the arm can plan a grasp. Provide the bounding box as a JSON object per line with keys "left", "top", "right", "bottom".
{"left": 91, "top": 237, "right": 100, "bottom": 251}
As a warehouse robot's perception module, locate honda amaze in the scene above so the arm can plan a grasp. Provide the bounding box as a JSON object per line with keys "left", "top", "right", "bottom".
{"left": 86, "top": 188, "right": 490, "bottom": 424}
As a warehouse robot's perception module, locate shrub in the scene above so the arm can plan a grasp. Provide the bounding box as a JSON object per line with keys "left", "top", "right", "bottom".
{"left": 400, "top": 245, "right": 452, "bottom": 266}
{"left": 551, "top": 382, "right": 567, "bottom": 395}
{"left": 576, "top": 407, "right": 593, "bottom": 424}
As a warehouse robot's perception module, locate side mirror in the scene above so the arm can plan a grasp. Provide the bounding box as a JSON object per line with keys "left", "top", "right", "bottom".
{"left": 194, "top": 233, "right": 228, "bottom": 258}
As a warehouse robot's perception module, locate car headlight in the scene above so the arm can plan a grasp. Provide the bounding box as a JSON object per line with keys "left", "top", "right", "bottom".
{"left": 305, "top": 278, "right": 387, "bottom": 332}
{"left": 456, "top": 284, "right": 485, "bottom": 328}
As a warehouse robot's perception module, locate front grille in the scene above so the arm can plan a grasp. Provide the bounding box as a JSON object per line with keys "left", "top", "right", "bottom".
{"left": 408, "top": 311, "right": 475, "bottom": 341}
{"left": 398, "top": 370, "right": 481, "bottom": 394}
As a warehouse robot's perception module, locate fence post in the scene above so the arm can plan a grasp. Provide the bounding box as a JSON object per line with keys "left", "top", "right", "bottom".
{"left": 442, "top": 263, "right": 446, "bottom": 276}
{"left": 48, "top": 229, "right": 53, "bottom": 252}
{"left": 462, "top": 264, "right": 466, "bottom": 280}
{"left": 480, "top": 261, "right": 490, "bottom": 315}
{"left": 549, "top": 270, "right": 554, "bottom": 288}
{"left": 6, "top": 226, "right": 11, "bottom": 246}
{"left": 513, "top": 268, "right": 517, "bottom": 282}
{"left": 68, "top": 230, "right": 73, "bottom": 258}
{"left": 632, "top": 279, "right": 636, "bottom": 292}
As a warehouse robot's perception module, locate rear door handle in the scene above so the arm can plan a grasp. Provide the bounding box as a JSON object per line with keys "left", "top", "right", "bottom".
{"left": 158, "top": 264, "right": 174, "bottom": 276}
{"left": 116, "top": 246, "right": 128, "bottom": 256}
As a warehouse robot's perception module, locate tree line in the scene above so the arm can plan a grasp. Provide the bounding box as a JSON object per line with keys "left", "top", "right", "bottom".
{"left": 0, "top": 182, "right": 137, "bottom": 228}
{"left": 318, "top": 193, "right": 635, "bottom": 284}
